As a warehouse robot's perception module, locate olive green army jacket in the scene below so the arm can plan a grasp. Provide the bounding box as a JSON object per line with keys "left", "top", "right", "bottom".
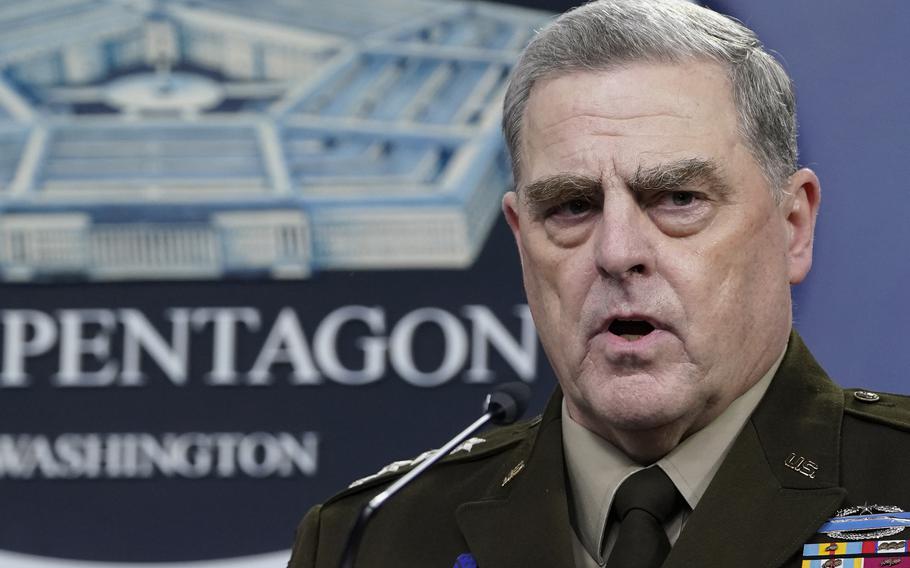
{"left": 288, "top": 332, "right": 910, "bottom": 567}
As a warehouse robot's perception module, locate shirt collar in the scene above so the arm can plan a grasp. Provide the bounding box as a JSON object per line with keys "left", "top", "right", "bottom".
{"left": 562, "top": 349, "right": 785, "bottom": 563}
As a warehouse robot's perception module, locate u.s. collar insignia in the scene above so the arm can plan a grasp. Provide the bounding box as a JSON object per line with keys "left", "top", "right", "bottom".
{"left": 819, "top": 504, "right": 910, "bottom": 541}
{"left": 501, "top": 461, "right": 525, "bottom": 487}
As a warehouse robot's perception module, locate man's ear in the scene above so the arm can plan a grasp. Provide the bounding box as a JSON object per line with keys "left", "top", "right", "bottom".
{"left": 784, "top": 168, "right": 821, "bottom": 284}
{"left": 502, "top": 191, "right": 526, "bottom": 266}
{"left": 502, "top": 191, "right": 521, "bottom": 236}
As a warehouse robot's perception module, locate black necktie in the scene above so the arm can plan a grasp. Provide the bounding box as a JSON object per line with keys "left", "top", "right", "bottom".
{"left": 604, "top": 466, "right": 682, "bottom": 568}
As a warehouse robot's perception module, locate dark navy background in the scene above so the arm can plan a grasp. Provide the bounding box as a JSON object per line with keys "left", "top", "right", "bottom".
{"left": 712, "top": 1, "right": 910, "bottom": 392}
{"left": 1, "top": 0, "right": 908, "bottom": 563}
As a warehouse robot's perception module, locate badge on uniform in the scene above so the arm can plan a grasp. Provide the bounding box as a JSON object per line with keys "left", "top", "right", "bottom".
{"left": 803, "top": 505, "right": 910, "bottom": 566}
{"left": 453, "top": 552, "right": 478, "bottom": 567}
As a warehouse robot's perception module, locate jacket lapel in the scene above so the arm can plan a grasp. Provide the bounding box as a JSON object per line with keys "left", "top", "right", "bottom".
{"left": 666, "top": 332, "right": 847, "bottom": 568}
{"left": 665, "top": 422, "right": 845, "bottom": 567}
{"left": 455, "top": 393, "right": 576, "bottom": 568}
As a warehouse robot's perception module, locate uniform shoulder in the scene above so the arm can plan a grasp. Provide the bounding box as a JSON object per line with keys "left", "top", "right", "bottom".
{"left": 323, "top": 414, "right": 542, "bottom": 506}
{"left": 843, "top": 388, "right": 910, "bottom": 431}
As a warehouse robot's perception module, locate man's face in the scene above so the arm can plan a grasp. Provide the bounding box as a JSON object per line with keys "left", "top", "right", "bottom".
{"left": 503, "top": 61, "right": 819, "bottom": 460}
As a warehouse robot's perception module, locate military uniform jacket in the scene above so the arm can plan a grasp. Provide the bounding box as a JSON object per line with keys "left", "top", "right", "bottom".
{"left": 287, "top": 332, "right": 910, "bottom": 567}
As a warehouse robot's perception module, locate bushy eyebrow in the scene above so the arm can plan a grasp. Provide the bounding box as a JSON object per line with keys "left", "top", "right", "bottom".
{"left": 522, "top": 173, "right": 602, "bottom": 208}
{"left": 520, "top": 158, "right": 730, "bottom": 211}
{"left": 629, "top": 158, "right": 729, "bottom": 198}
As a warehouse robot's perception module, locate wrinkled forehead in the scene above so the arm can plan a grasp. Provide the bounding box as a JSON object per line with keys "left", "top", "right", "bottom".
{"left": 517, "top": 61, "right": 741, "bottom": 186}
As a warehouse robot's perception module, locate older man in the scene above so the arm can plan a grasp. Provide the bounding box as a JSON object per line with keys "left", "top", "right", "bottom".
{"left": 288, "top": 1, "right": 910, "bottom": 567}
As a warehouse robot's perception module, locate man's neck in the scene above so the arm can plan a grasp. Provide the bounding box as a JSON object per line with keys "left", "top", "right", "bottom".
{"left": 565, "top": 350, "right": 788, "bottom": 464}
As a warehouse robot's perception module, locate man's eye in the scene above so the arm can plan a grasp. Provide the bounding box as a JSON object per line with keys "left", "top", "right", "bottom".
{"left": 670, "top": 191, "right": 695, "bottom": 206}
{"left": 554, "top": 199, "right": 593, "bottom": 216}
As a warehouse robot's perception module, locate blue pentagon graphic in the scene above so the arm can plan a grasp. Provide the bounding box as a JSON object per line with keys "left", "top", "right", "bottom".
{"left": 0, "top": 0, "right": 549, "bottom": 282}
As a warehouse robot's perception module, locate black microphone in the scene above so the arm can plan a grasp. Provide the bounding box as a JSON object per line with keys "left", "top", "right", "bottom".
{"left": 485, "top": 381, "right": 531, "bottom": 425}
{"left": 338, "top": 381, "right": 532, "bottom": 568}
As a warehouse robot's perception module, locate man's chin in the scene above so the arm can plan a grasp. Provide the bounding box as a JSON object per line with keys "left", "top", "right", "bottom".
{"left": 569, "top": 388, "right": 697, "bottom": 440}
{"left": 604, "top": 406, "right": 688, "bottom": 432}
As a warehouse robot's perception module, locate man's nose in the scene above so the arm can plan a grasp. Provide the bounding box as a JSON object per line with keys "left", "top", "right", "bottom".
{"left": 593, "top": 196, "right": 654, "bottom": 280}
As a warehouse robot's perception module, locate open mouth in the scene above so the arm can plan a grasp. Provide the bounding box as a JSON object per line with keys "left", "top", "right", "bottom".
{"left": 607, "top": 319, "right": 656, "bottom": 342}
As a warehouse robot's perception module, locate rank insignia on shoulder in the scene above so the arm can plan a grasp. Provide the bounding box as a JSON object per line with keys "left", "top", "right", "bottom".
{"left": 453, "top": 552, "right": 478, "bottom": 568}
{"left": 348, "top": 438, "right": 487, "bottom": 488}
{"left": 453, "top": 437, "right": 486, "bottom": 454}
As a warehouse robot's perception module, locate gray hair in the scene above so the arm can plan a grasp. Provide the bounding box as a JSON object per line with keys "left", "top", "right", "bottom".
{"left": 503, "top": 0, "right": 797, "bottom": 200}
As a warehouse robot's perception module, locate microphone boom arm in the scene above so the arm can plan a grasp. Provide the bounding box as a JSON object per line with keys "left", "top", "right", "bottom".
{"left": 338, "top": 382, "right": 530, "bottom": 568}
{"left": 339, "top": 413, "right": 493, "bottom": 568}
{"left": 369, "top": 413, "right": 492, "bottom": 514}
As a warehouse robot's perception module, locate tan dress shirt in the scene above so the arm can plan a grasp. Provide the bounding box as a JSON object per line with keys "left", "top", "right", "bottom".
{"left": 562, "top": 352, "right": 784, "bottom": 567}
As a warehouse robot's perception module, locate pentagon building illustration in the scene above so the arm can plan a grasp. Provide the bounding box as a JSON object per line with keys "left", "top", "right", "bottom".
{"left": 0, "top": 0, "right": 548, "bottom": 281}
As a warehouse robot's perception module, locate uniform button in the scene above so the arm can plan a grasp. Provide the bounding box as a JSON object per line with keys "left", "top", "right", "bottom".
{"left": 854, "top": 390, "right": 881, "bottom": 403}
